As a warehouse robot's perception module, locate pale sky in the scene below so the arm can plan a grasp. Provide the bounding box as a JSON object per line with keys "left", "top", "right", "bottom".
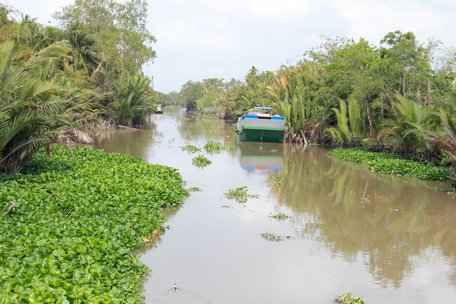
{"left": 5, "top": 0, "right": 456, "bottom": 93}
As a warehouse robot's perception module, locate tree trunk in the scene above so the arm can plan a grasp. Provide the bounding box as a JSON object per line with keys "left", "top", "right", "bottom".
{"left": 91, "top": 54, "right": 106, "bottom": 79}
{"left": 4, "top": 154, "right": 23, "bottom": 174}
{"left": 300, "top": 130, "right": 308, "bottom": 145}
{"left": 402, "top": 72, "right": 407, "bottom": 96}
{"left": 424, "top": 79, "right": 433, "bottom": 105}
{"left": 366, "top": 103, "right": 374, "bottom": 136}
{"left": 46, "top": 144, "right": 52, "bottom": 156}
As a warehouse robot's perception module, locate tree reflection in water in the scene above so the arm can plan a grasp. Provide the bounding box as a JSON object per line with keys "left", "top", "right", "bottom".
{"left": 268, "top": 144, "right": 456, "bottom": 288}
{"left": 177, "top": 113, "right": 238, "bottom": 154}
{"left": 93, "top": 127, "right": 156, "bottom": 160}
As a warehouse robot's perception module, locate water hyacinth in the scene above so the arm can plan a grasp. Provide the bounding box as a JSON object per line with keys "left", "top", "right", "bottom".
{"left": 335, "top": 293, "right": 365, "bottom": 304}
{"left": 269, "top": 213, "right": 291, "bottom": 221}
{"left": 192, "top": 155, "right": 212, "bottom": 168}
{"left": 181, "top": 144, "right": 202, "bottom": 154}
{"left": 204, "top": 141, "right": 224, "bottom": 154}
{"left": 224, "top": 186, "right": 259, "bottom": 204}
{"left": 0, "top": 145, "right": 188, "bottom": 302}
{"left": 328, "top": 148, "right": 450, "bottom": 181}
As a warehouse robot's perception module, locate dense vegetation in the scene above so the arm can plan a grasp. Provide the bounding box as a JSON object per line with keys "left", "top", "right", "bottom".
{"left": 0, "top": 145, "right": 187, "bottom": 302}
{"left": 329, "top": 148, "right": 449, "bottom": 181}
{"left": 0, "top": 1, "right": 162, "bottom": 173}
{"left": 176, "top": 32, "right": 456, "bottom": 188}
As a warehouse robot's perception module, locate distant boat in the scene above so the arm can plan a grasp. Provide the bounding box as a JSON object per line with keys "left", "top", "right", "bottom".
{"left": 236, "top": 107, "right": 285, "bottom": 143}
{"left": 155, "top": 104, "right": 163, "bottom": 114}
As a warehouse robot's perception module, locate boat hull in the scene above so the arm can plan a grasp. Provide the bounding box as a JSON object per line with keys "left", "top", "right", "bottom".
{"left": 238, "top": 127, "right": 284, "bottom": 143}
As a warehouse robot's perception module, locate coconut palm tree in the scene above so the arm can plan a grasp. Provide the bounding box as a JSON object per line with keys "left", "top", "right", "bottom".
{"left": 66, "top": 23, "right": 98, "bottom": 74}
{"left": 420, "top": 97, "right": 456, "bottom": 161}
{"left": 379, "top": 95, "right": 438, "bottom": 156}
{"left": 112, "top": 73, "right": 156, "bottom": 127}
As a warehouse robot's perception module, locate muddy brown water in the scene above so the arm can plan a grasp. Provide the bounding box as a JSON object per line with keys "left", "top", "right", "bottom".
{"left": 94, "top": 110, "right": 456, "bottom": 304}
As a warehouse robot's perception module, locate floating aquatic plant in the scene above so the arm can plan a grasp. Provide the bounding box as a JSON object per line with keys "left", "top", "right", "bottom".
{"left": 187, "top": 186, "right": 201, "bottom": 192}
{"left": 267, "top": 175, "right": 283, "bottom": 191}
{"left": 335, "top": 293, "right": 365, "bottom": 304}
{"left": 328, "top": 148, "right": 449, "bottom": 181}
{"left": 204, "top": 141, "right": 224, "bottom": 154}
{"left": 224, "top": 186, "right": 259, "bottom": 204}
{"left": 0, "top": 145, "right": 187, "bottom": 302}
{"left": 192, "top": 155, "right": 212, "bottom": 168}
{"left": 260, "top": 233, "right": 283, "bottom": 242}
{"left": 269, "top": 213, "right": 291, "bottom": 221}
{"left": 181, "top": 144, "right": 201, "bottom": 154}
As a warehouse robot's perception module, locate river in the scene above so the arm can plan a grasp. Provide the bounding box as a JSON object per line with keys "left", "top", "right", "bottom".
{"left": 94, "top": 109, "right": 456, "bottom": 304}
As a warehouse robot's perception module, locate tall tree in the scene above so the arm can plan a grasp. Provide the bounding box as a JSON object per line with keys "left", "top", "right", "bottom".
{"left": 55, "top": 0, "right": 156, "bottom": 77}
{"left": 379, "top": 31, "right": 432, "bottom": 103}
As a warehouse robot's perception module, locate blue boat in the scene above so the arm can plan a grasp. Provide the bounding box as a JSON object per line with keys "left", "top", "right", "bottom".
{"left": 236, "top": 107, "right": 285, "bottom": 143}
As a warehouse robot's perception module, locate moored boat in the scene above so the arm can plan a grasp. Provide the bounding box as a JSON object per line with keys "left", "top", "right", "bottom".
{"left": 236, "top": 107, "right": 285, "bottom": 143}
{"left": 155, "top": 104, "right": 163, "bottom": 114}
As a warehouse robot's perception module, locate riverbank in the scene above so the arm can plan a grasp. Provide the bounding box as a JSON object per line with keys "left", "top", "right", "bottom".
{"left": 328, "top": 148, "right": 450, "bottom": 181}
{"left": 0, "top": 145, "right": 187, "bottom": 302}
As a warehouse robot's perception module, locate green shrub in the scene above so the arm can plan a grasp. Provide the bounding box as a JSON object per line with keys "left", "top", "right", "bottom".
{"left": 0, "top": 145, "right": 187, "bottom": 302}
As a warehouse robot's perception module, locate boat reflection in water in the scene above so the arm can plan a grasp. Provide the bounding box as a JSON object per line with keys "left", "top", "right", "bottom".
{"left": 238, "top": 142, "right": 284, "bottom": 174}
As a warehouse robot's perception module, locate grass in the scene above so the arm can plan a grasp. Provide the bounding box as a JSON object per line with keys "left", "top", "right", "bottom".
{"left": 224, "top": 186, "right": 259, "bottom": 204}
{"left": 192, "top": 155, "right": 212, "bottom": 168}
{"left": 328, "top": 148, "right": 450, "bottom": 181}
{"left": 0, "top": 145, "right": 187, "bottom": 302}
